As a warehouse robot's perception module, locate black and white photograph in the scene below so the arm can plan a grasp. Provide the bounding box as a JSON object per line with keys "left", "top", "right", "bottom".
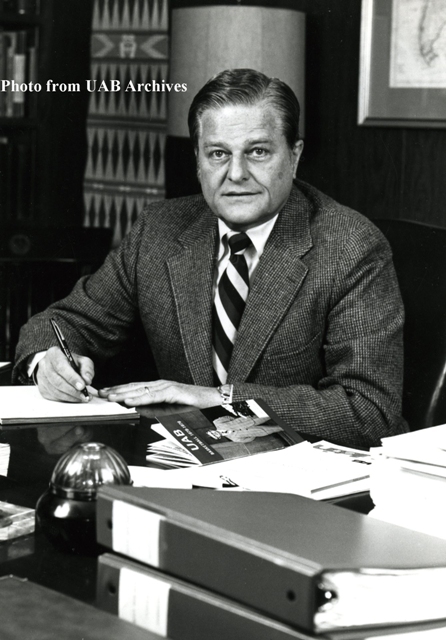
{"left": 1, "top": 1, "right": 446, "bottom": 638}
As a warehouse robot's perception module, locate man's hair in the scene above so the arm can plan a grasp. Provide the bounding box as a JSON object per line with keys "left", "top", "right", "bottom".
{"left": 188, "top": 68, "right": 301, "bottom": 152}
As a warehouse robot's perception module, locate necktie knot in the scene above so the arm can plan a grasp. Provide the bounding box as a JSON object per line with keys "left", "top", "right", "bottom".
{"left": 228, "top": 232, "right": 251, "bottom": 256}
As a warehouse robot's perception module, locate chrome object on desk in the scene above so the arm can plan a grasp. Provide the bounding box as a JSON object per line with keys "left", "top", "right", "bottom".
{"left": 36, "top": 442, "right": 131, "bottom": 555}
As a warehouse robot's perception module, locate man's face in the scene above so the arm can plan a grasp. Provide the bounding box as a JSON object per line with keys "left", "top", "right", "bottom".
{"left": 196, "top": 101, "right": 303, "bottom": 231}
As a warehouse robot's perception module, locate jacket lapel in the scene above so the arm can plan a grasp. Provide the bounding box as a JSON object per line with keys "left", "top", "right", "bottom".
{"left": 228, "top": 186, "right": 313, "bottom": 382}
{"left": 166, "top": 185, "right": 313, "bottom": 387}
{"left": 167, "top": 203, "right": 217, "bottom": 386}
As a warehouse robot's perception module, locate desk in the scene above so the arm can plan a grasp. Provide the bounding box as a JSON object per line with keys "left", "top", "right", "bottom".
{"left": 0, "top": 409, "right": 372, "bottom": 608}
{"left": 0, "top": 416, "right": 158, "bottom": 604}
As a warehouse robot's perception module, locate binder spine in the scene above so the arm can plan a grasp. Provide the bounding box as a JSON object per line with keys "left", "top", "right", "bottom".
{"left": 96, "top": 553, "right": 316, "bottom": 640}
{"left": 96, "top": 495, "right": 317, "bottom": 631}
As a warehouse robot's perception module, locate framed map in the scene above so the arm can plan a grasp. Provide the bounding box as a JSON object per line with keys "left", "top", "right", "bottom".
{"left": 358, "top": 0, "right": 446, "bottom": 126}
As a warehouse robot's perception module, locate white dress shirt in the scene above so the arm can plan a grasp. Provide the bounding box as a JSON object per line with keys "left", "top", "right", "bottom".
{"left": 214, "top": 214, "right": 279, "bottom": 297}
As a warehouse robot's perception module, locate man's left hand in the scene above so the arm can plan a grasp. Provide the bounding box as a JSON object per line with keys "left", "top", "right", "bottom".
{"left": 98, "top": 380, "right": 221, "bottom": 409}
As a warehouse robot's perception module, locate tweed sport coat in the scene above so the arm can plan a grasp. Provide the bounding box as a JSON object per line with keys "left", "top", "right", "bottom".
{"left": 14, "top": 181, "right": 407, "bottom": 448}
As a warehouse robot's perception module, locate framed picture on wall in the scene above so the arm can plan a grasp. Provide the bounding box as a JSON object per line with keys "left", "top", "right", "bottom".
{"left": 358, "top": 0, "right": 446, "bottom": 127}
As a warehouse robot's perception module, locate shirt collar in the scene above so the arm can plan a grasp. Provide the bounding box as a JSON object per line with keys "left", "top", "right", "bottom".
{"left": 217, "top": 214, "right": 279, "bottom": 258}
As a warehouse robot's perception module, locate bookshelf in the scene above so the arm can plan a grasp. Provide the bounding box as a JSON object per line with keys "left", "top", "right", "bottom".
{"left": 0, "top": 0, "right": 101, "bottom": 361}
{"left": 0, "top": 3, "right": 38, "bottom": 224}
{"left": 0, "top": 0, "right": 93, "bottom": 227}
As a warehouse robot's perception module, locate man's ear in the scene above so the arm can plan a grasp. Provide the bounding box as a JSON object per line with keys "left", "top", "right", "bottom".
{"left": 195, "top": 150, "right": 201, "bottom": 183}
{"left": 291, "top": 140, "right": 304, "bottom": 178}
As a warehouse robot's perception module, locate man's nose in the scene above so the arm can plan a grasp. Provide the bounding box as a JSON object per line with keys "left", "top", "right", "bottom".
{"left": 227, "top": 155, "right": 249, "bottom": 182}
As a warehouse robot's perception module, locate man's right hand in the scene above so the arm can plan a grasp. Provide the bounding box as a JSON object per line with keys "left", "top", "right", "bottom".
{"left": 36, "top": 346, "right": 95, "bottom": 402}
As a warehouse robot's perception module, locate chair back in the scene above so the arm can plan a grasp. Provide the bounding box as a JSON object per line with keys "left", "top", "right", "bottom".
{"left": 0, "top": 226, "right": 113, "bottom": 361}
{"left": 374, "top": 219, "right": 446, "bottom": 430}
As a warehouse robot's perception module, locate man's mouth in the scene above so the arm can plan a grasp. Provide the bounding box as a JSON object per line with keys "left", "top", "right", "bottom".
{"left": 223, "top": 191, "right": 258, "bottom": 197}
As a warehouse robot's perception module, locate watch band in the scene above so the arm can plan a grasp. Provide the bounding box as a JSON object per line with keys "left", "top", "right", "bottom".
{"left": 217, "top": 384, "right": 233, "bottom": 405}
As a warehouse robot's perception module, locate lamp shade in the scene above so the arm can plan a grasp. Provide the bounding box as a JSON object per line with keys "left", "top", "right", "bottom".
{"left": 168, "top": 4, "right": 306, "bottom": 138}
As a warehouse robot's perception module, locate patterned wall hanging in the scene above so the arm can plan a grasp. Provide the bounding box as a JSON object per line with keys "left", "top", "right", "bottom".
{"left": 83, "top": 0, "right": 168, "bottom": 245}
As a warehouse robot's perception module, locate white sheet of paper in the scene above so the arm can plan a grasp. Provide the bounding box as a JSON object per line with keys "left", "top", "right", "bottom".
{"left": 129, "top": 466, "right": 193, "bottom": 489}
{"left": 0, "top": 386, "right": 137, "bottom": 423}
{"left": 380, "top": 424, "right": 446, "bottom": 467}
{"left": 135, "top": 440, "right": 371, "bottom": 499}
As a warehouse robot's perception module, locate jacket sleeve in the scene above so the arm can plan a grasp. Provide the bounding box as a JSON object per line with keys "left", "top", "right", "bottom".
{"left": 231, "top": 225, "right": 408, "bottom": 449}
{"left": 12, "top": 214, "right": 145, "bottom": 383}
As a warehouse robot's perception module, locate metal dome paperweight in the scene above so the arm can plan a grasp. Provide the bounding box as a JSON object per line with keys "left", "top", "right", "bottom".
{"left": 36, "top": 442, "right": 132, "bottom": 555}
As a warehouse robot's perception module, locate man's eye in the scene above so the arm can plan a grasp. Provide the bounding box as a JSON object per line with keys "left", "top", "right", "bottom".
{"left": 251, "top": 148, "right": 268, "bottom": 157}
{"left": 210, "top": 150, "right": 227, "bottom": 159}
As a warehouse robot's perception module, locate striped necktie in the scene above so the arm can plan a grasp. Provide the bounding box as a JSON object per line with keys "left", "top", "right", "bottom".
{"left": 213, "top": 232, "right": 251, "bottom": 385}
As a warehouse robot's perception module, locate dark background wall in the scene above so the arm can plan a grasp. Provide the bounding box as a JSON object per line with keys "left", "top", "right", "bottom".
{"left": 293, "top": 0, "right": 446, "bottom": 228}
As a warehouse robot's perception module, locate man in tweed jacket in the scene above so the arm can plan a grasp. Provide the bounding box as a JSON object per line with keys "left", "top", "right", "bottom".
{"left": 14, "top": 69, "right": 407, "bottom": 448}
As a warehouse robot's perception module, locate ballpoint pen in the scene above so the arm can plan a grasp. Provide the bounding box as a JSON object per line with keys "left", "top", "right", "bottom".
{"left": 49, "top": 318, "right": 89, "bottom": 399}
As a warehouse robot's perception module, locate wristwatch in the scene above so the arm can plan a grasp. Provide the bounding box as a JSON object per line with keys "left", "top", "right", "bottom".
{"left": 217, "top": 384, "right": 233, "bottom": 405}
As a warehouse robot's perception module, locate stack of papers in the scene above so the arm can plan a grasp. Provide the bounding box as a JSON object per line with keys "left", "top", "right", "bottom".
{"left": 133, "top": 439, "right": 372, "bottom": 500}
{"left": 0, "top": 386, "right": 138, "bottom": 427}
{"left": 369, "top": 424, "right": 446, "bottom": 538}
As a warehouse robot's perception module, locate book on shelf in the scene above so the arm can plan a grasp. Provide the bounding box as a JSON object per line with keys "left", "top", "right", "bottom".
{"left": 0, "top": 27, "right": 37, "bottom": 118}
{"left": 0, "top": 575, "right": 156, "bottom": 640}
{"left": 0, "top": 385, "right": 138, "bottom": 427}
{"left": 4, "top": 29, "right": 17, "bottom": 117}
{"left": 146, "top": 398, "right": 303, "bottom": 469}
{"left": 96, "top": 486, "right": 446, "bottom": 634}
{"left": 11, "top": 28, "right": 25, "bottom": 116}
